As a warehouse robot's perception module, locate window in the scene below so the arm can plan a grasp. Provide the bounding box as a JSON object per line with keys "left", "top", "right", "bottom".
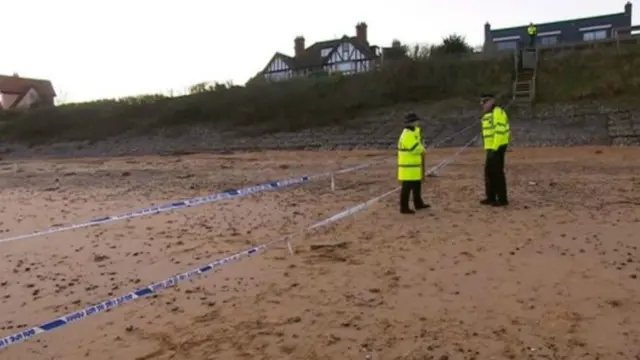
{"left": 583, "top": 30, "right": 607, "bottom": 41}
{"left": 540, "top": 36, "right": 558, "bottom": 45}
{"left": 496, "top": 41, "right": 517, "bottom": 50}
{"left": 336, "top": 62, "right": 353, "bottom": 72}
{"left": 341, "top": 42, "right": 349, "bottom": 54}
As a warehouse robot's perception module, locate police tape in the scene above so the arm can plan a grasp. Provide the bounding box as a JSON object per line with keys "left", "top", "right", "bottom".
{"left": 428, "top": 121, "right": 477, "bottom": 149}
{"left": 0, "top": 117, "right": 482, "bottom": 245}
{"left": 0, "top": 137, "right": 477, "bottom": 351}
{"left": 425, "top": 97, "right": 515, "bottom": 150}
{"left": 0, "top": 163, "right": 372, "bottom": 245}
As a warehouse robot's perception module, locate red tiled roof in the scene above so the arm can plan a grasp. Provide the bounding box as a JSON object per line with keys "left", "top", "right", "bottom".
{"left": 0, "top": 75, "right": 56, "bottom": 97}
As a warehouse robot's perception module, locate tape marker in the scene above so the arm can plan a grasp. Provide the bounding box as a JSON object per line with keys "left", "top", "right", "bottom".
{"left": 0, "top": 163, "right": 371, "bottom": 245}
{"left": 0, "top": 139, "right": 476, "bottom": 350}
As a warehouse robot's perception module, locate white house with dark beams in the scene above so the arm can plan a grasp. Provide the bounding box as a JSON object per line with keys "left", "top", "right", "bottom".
{"left": 260, "top": 22, "right": 382, "bottom": 81}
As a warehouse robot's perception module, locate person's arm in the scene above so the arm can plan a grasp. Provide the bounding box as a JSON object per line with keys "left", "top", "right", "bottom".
{"left": 409, "top": 132, "right": 424, "bottom": 154}
{"left": 484, "top": 113, "right": 498, "bottom": 154}
{"left": 408, "top": 133, "right": 425, "bottom": 178}
{"left": 410, "top": 141, "right": 424, "bottom": 154}
{"left": 493, "top": 109, "right": 508, "bottom": 149}
{"left": 501, "top": 109, "right": 511, "bottom": 144}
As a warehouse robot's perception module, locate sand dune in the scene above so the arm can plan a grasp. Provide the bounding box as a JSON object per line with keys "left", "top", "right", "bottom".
{"left": 0, "top": 147, "right": 639, "bottom": 360}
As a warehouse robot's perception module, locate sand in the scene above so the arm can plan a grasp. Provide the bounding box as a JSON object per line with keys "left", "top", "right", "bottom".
{"left": 0, "top": 147, "right": 639, "bottom": 360}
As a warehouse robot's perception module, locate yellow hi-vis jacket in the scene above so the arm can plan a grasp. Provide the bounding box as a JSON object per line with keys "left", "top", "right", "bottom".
{"left": 481, "top": 106, "right": 510, "bottom": 151}
{"left": 528, "top": 25, "right": 537, "bottom": 35}
{"left": 397, "top": 126, "right": 424, "bottom": 181}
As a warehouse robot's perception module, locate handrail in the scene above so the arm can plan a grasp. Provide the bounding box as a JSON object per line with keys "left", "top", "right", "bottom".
{"left": 612, "top": 25, "right": 640, "bottom": 39}
{"left": 531, "top": 48, "right": 538, "bottom": 103}
{"left": 613, "top": 25, "right": 640, "bottom": 52}
{"left": 530, "top": 77, "right": 536, "bottom": 103}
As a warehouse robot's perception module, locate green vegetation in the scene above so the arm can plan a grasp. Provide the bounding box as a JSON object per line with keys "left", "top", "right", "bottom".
{"left": 0, "top": 36, "right": 639, "bottom": 145}
{"left": 536, "top": 46, "right": 640, "bottom": 102}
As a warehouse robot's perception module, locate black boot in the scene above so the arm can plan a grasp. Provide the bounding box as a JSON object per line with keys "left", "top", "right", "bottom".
{"left": 415, "top": 203, "right": 430, "bottom": 210}
{"left": 480, "top": 199, "right": 497, "bottom": 205}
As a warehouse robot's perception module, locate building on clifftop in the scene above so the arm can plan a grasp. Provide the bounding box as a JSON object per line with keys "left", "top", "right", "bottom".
{"left": 484, "top": 2, "right": 633, "bottom": 51}
{"left": 0, "top": 74, "right": 56, "bottom": 110}
{"left": 259, "top": 22, "right": 384, "bottom": 82}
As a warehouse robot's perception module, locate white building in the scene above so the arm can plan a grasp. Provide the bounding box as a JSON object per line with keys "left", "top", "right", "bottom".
{"left": 261, "top": 22, "right": 382, "bottom": 81}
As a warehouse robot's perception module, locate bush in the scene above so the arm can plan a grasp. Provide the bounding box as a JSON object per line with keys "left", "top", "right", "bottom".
{"left": 2, "top": 37, "right": 638, "bottom": 145}
{"left": 537, "top": 46, "right": 640, "bottom": 102}
{"left": 0, "top": 53, "right": 513, "bottom": 144}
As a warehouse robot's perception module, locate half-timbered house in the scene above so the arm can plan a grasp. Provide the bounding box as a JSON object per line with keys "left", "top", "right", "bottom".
{"left": 261, "top": 22, "right": 382, "bottom": 81}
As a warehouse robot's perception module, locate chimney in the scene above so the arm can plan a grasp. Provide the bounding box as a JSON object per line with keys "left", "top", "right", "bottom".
{"left": 356, "top": 22, "right": 368, "bottom": 43}
{"left": 294, "top": 36, "right": 305, "bottom": 57}
{"left": 625, "top": 2, "right": 632, "bottom": 18}
{"left": 483, "top": 22, "right": 493, "bottom": 53}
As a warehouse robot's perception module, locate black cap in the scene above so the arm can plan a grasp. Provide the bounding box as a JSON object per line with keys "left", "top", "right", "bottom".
{"left": 480, "top": 93, "right": 495, "bottom": 104}
{"left": 404, "top": 112, "right": 420, "bottom": 123}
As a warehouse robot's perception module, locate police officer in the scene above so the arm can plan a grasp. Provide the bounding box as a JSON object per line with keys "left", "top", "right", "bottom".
{"left": 480, "top": 94, "right": 510, "bottom": 207}
{"left": 528, "top": 23, "right": 537, "bottom": 47}
{"left": 397, "top": 112, "right": 430, "bottom": 214}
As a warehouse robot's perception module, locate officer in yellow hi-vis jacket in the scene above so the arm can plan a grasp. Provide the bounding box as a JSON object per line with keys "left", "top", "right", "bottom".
{"left": 480, "top": 94, "right": 510, "bottom": 207}
{"left": 528, "top": 23, "right": 537, "bottom": 47}
{"left": 397, "top": 112, "right": 430, "bottom": 214}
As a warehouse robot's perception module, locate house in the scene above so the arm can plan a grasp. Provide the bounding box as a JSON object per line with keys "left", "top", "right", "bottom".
{"left": 261, "top": 22, "right": 382, "bottom": 81}
{"left": 0, "top": 74, "right": 56, "bottom": 110}
{"left": 484, "top": 2, "right": 633, "bottom": 51}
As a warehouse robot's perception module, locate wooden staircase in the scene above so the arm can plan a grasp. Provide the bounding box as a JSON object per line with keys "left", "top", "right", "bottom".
{"left": 512, "top": 49, "right": 538, "bottom": 108}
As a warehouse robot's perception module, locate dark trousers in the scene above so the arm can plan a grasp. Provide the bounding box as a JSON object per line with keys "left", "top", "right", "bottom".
{"left": 529, "top": 34, "right": 536, "bottom": 47}
{"left": 400, "top": 180, "right": 425, "bottom": 210}
{"left": 484, "top": 145, "right": 508, "bottom": 203}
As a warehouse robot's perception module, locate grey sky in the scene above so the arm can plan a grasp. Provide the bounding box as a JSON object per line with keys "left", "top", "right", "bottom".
{"left": 2, "top": 0, "right": 633, "bottom": 102}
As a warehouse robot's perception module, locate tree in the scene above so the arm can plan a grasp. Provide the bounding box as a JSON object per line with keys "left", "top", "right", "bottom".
{"left": 55, "top": 90, "right": 70, "bottom": 106}
{"left": 430, "top": 34, "right": 474, "bottom": 57}
{"left": 407, "top": 44, "right": 431, "bottom": 60}
{"left": 384, "top": 39, "right": 410, "bottom": 60}
{"left": 188, "top": 82, "right": 215, "bottom": 94}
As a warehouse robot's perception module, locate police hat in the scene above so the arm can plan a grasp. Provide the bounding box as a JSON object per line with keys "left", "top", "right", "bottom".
{"left": 404, "top": 112, "right": 420, "bottom": 123}
{"left": 480, "top": 93, "right": 495, "bottom": 103}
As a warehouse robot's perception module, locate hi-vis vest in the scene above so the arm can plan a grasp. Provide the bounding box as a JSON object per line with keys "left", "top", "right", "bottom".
{"left": 397, "top": 126, "right": 424, "bottom": 181}
{"left": 481, "top": 106, "right": 510, "bottom": 151}
{"left": 528, "top": 25, "right": 537, "bottom": 35}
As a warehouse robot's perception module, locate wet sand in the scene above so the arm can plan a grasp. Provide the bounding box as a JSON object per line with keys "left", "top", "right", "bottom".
{"left": 0, "top": 147, "right": 639, "bottom": 360}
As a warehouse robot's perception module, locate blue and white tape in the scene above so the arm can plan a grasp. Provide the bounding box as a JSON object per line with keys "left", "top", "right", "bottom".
{"left": 427, "top": 121, "right": 477, "bottom": 149}
{"left": 0, "top": 139, "right": 475, "bottom": 351}
{"left": 0, "top": 163, "right": 371, "bottom": 245}
{"left": 0, "top": 118, "right": 479, "bottom": 246}
{"left": 424, "top": 97, "right": 515, "bottom": 150}
{"left": 429, "top": 135, "right": 478, "bottom": 172}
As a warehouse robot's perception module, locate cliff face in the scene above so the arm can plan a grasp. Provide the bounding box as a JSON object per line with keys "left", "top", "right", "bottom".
{"left": 1, "top": 103, "right": 638, "bottom": 159}
{"left": 1, "top": 45, "right": 639, "bottom": 158}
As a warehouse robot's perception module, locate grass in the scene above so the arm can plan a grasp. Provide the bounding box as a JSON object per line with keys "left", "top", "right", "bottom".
{"left": 536, "top": 45, "right": 640, "bottom": 102}
{"left": 0, "top": 44, "right": 639, "bottom": 145}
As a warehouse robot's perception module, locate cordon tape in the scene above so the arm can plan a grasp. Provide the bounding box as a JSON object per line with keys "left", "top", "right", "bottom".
{"left": 0, "top": 163, "right": 373, "bottom": 244}
{"left": 0, "top": 120, "right": 477, "bottom": 246}
{"left": 0, "top": 134, "right": 478, "bottom": 350}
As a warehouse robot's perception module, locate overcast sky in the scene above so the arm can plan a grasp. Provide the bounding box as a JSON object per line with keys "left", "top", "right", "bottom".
{"left": 1, "top": 0, "right": 633, "bottom": 103}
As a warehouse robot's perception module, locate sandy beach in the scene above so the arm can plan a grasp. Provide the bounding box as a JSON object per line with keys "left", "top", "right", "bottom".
{"left": 0, "top": 147, "right": 639, "bottom": 360}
